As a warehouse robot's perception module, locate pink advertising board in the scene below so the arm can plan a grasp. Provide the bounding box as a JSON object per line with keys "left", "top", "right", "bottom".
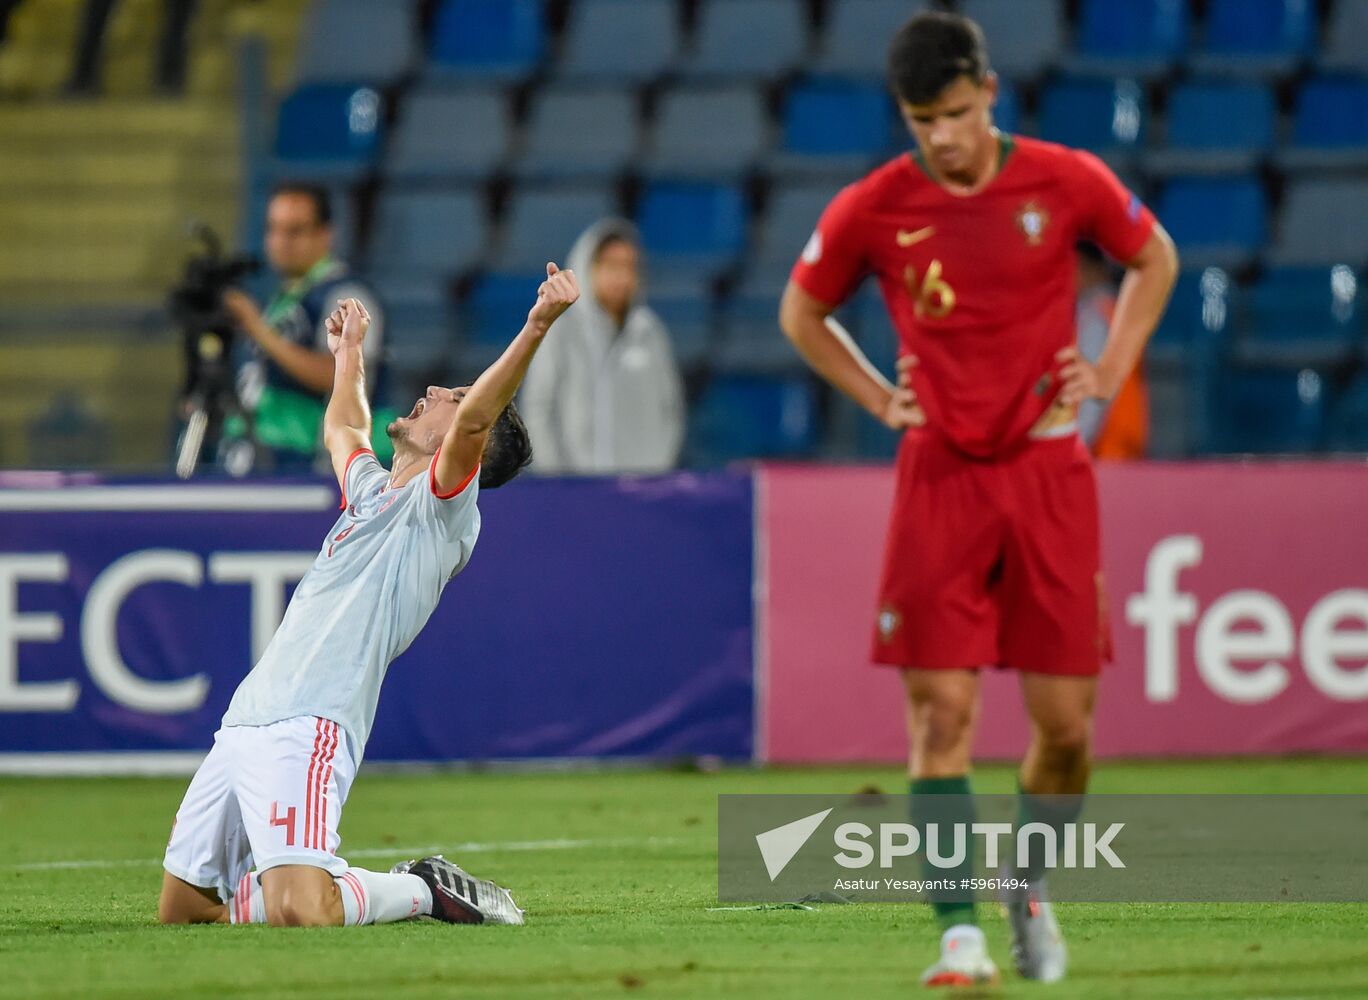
{"left": 758, "top": 461, "right": 1368, "bottom": 762}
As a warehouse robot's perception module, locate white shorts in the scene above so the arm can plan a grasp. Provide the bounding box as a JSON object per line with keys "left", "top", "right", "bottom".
{"left": 163, "top": 716, "right": 356, "bottom": 903}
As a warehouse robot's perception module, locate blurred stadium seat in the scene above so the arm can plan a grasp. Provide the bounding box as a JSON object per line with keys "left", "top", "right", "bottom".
{"left": 689, "top": 374, "right": 818, "bottom": 462}
{"left": 1157, "top": 177, "right": 1268, "bottom": 270}
{"left": 1327, "top": 372, "right": 1368, "bottom": 450}
{"left": 1320, "top": 0, "right": 1368, "bottom": 73}
{"left": 1234, "top": 266, "right": 1364, "bottom": 370}
{"left": 636, "top": 181, "right": 748, "bottom": 278}
{"left": 556, "top": 0, "right": 679, "bottom": 83}
{"left": 772, "top": 78, "right": 893, "bottom": 177}
{"left": 1278, "top": 76, "right": 1368, "bottom": 171}
{"left": 747, "top": 181, "right": 837, "bottom": 284}
{"left": 428, "top": 0, "right": 545, "bottom": 80}
{"left": 386, "top": 86, "right": 511, "bottom": 182}
{"left": 514, "top": 86, "right": 639, "bottom": 181}
{"left": 272, "top": 83, "right": 384, "bottom": 179}
{"left": 1070, "top": 0, "right": 1188, "bottom": 79}
{"left": 1209, "top": 368, "right": 1327, "bottom": 454}
{"left": 1038, "top": 77, "right": 1147, "bottom": 164}
{"left": 369, "top": 187, "right": 487, "bottom": 301}
{"left": 678, "top": 0, "right": 808, "bottom": 81}
{"left": 490, "top": 183, "right": 617, "bottom": 272}
{"left": 295, "top": 0, "right": 417, "bottom": 86}
{"left": 1146, "top": 80, "right": 1275, "bottom": 175}
{"left": 1190, "top": 0, "right": 1315, "bottom": 78}
{"left": 642, "top": 85, "right": 771, "bottom": 179}
{"left": 1269, "top": 178, "right": 1368, "bottom": 266}
{"left": 813, "top": 0, "right": 931, "bottom": 78}
{"left": 959, "top": 0, "right": 1065, "bottom": 83}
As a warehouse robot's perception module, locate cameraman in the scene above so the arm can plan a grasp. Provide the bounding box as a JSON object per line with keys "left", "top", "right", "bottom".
{"left": 222, "top": 182, "right": 385, "bottom": 472}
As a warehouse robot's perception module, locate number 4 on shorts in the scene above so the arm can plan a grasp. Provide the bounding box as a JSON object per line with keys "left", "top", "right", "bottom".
{"left": 270, "top": 801, "right": 297, "bottom": 846}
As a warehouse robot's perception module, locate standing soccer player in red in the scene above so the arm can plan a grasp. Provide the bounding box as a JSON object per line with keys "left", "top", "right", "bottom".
{"left": 780, "top": 12, "right": 1178, "bottom": 988}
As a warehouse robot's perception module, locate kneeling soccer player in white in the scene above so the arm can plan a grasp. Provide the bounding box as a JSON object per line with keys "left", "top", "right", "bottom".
{"left": 158, "top": 265, "right": 580, "bottom": 927}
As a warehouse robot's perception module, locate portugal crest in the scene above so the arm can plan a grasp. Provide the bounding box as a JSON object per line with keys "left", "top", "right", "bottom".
{"left": 1016, "top": 201, "right": 1050, "bottom": 246}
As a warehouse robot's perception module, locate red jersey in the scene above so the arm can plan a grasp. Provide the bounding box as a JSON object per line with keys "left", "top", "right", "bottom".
{"left": 790, "top": 135, "right": 1157, "bottom": 458}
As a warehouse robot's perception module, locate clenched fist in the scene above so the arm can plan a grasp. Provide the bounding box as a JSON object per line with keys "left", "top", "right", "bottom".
{"left": 526, "top": 262, "right": 580, "bottom": 333}
{"left": 325, "top": 297, "right": 371, "bottom": 355}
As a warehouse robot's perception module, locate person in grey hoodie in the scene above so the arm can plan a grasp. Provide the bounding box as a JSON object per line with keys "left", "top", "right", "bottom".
{"left": 519, "top": 219, "right": 685, "bottom": 474}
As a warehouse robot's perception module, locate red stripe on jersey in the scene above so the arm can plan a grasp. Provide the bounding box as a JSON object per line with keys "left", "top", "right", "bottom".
{"left": 338, "top": 448, "right": 375, "bottom": 510}
{"left": 429, "top": 446, "right": 479, "bottom": 500}
{"left": 304, "top": 717, "right": 326, "bottom": 850}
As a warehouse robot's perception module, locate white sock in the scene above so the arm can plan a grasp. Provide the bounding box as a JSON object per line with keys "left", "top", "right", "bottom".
{"left": 335, "top": 867, "right": 433, "bottom": 925}
{"left": 229, "top": 871, "right": 266, "bottom": 924}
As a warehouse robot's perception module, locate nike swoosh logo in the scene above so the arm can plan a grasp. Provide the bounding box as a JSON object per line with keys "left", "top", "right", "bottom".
{"left": 896, "top": 226, "right": 936, "bottom": 247}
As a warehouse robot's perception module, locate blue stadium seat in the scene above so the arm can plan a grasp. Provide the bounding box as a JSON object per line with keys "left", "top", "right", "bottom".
{"left": 295, "top": 0, "right": 418, "bottom": 86}
{"left": 772, "top": 78, "right": 894, "bottom": 176}
{"left": 369, "top": 188, "right": 487, "bottom": 293}
{"left": 994, "top": 80, "right": 1022, "bottom": 135}
{"left": 1156, "top": 177, "right": 1267, "bottom": 269}
{"left": 688, "top": 374, "right": 819, "bottom": 462}
{"left": 1235, "top": 266, "right": 1364, "bottom": 369}
{"left": 814, "top": 0, "right": 931, "bottom": 78}
{"left": 556, "top": 0, "right": 680, "bottom": 83}
{"left": 960, "top": 0, "right": 1065, "bottom": 82}
{"left": 1278, "top": 77, "right": 1368, "bottom": 171}
{"left": 489, "top": 184, "right": 617, "bottom": 272}
{"left": 642, "top": 86, "right": 770, "bottom": 179}
{"left": 715, "top": 291, "right": 805, "bottom": 374}
{"left": 1146, "top": 81, "right": 1274, "bottom": 175}
{"left": 462, "top": 271, "right": 545, "bottom": 345}
{"left": 1148, "top": 267, "right": 1234, "bottom": 365}
{"left": 1270, "top": 178, "right": 1368, "bottom": 267}
{"left": 384, "top": 301, "right": 459, "bottom": 377}
{"left": 637, "top": 182, "right": 748, "bottom": 278}
{"left": 648, "top": 279, "right": 715, "bottom": 369}
{"left": 514, "top": 87, "right": 639, "bottom": 181}
{"left": 386, "top": 87, "right": 510, "bottom": 182}
{"left": 1037, "top": 78, "right": 1147, "bottom": 162}
{"left": 679, "top": 0, "right": 808, "bottom": 80}
{"left": 1190, "top": 0, "right": 1315, "bottom": 78}
{"left": 429, "top": 0, "right": 545, "bottom": 80}
{"left": 748, "top": 181, "right": 839, "bottom": 283}
{"left": 1070, "top": 0, "right": 1188, "bottom": 78}
{"left": 1327, "top": 372, "right": 1368, "bottom": 451}
{"left": 1320, "top": 0, "right": 1368, "bottom": 74}
{"left": 272, "top": 84, "right": 384, "bottom": 180}
{"left": 1208, "top": 368, "right": 1326, "bottom": 454}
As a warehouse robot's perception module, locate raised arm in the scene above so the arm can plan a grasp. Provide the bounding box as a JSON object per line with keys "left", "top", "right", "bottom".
{"left": 321, "top": 297, "right": 373, "bottom": 488}
{"left": 433, "top": 263, "right": 580, "bottom": 493}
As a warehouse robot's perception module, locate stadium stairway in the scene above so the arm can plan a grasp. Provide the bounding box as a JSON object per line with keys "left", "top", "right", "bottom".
{"left": 0, "top": 0, "right": 309, "bottom": 469}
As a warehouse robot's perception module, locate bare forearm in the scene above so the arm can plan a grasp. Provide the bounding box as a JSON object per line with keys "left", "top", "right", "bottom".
{"left": 324, "top": 346, "right": 369, "bottom": 441}
{"left": 246, "top": 316, "right": 334, "bottom": 394}
{"left": 457, "top": 323, "right": 545, "bottom": 434}
{"left": 783, "top": 311, "right": 893, "bottom": 418}
{"left": 1096, "top": 242, "right": 1179, "bottom": 397}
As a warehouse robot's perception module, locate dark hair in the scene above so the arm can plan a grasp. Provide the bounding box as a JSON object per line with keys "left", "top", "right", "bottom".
{"left": 479, "top": 400, "right": 533, "bottom": 489}
{"left": 887, "top": 11, "right": 989, "bottom": 106}
{"left": 269, "top": 181, "right": 333, "bottom": 227}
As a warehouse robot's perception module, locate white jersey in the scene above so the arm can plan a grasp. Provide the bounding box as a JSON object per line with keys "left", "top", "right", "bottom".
{"left": 221, "top": 448, "right": 480, "bottom": 760}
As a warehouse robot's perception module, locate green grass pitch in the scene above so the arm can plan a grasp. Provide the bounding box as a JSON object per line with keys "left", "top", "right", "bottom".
{"left": 2, "top": 759, "right": 1366, "bottom": 998}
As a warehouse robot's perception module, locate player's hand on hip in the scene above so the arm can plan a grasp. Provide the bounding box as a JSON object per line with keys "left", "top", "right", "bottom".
{"left": 526, "top": 262, "right": 580, "bottom": 333}
{"left": 1056, "top": 346, "right": 1109, "bottom": 405}
{"left": 326, "top": 297, "right": 370, "bottom": 355}
{"left": 883, "top": 354, "right": 926, "bottom": 430}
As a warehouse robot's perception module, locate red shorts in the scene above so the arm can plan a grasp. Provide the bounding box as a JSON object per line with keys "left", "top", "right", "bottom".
{"left": 871, "top": 430, "right": 1111, "bottom": 676}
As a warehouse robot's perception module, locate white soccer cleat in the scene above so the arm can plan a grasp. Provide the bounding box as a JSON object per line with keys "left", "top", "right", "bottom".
{"left": 1001, "top": 872, "right": 1067, "bottom": 983}
{"left": 920, "top": 924, "right": 1000, "bottom": 988}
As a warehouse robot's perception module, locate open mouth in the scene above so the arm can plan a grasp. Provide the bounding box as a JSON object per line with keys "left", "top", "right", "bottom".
{"left": 406, "top": 398, "right": 425, "bottom": 419}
